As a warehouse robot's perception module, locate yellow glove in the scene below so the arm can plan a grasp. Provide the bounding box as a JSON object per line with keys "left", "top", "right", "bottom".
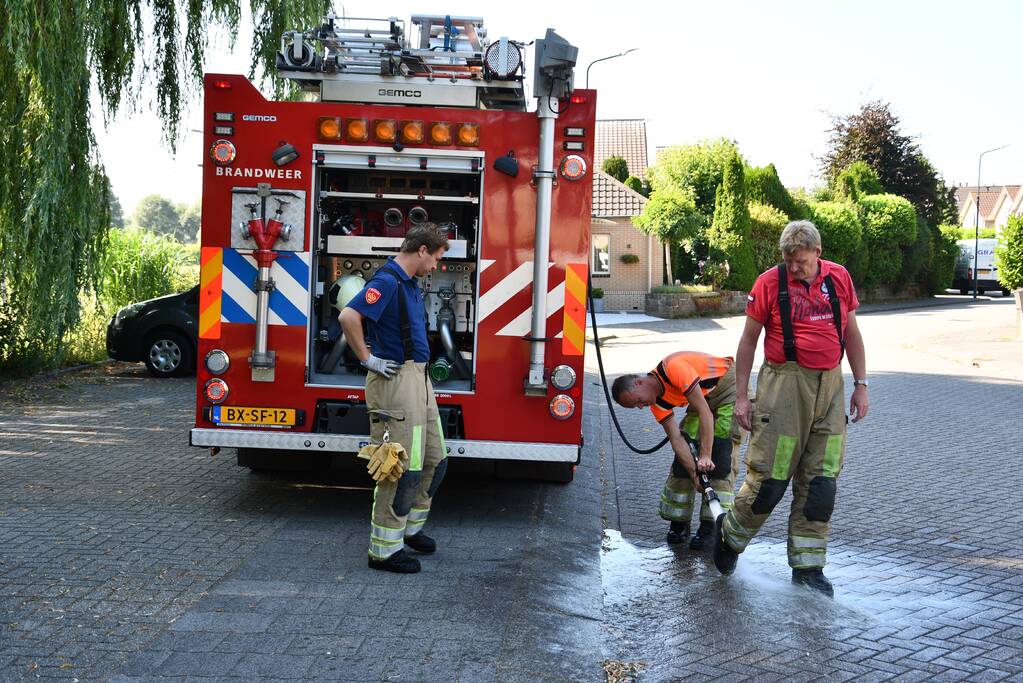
{"left": 357, "top": 442, "right": 408, "bottom": 482}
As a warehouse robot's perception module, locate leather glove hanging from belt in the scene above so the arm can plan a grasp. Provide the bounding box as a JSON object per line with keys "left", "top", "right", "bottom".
{"left": 358, "top": 441, "right": 408, "bottom": 483}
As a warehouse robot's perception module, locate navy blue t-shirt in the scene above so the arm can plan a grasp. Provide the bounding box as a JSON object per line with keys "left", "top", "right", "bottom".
{"left": 346, "top": 258, "right": 429, "bottom": 363}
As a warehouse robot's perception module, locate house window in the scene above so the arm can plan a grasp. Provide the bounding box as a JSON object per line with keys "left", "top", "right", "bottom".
{"left": 592, "top": 234, "right": 610, "bottom": 277}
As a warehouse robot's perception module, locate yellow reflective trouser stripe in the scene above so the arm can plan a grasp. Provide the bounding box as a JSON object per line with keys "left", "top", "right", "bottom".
{"left": 436, "top": 417, "right": 447, "bottom": 458}
{"left": 789, "top": 535, "right": 827, "bottom": 568}
{"left": 409, "top": 425, "right": 423, "bottom": 471}
{"left": 722, "top": 513, "right": 756, "bottom": 551}
{"left": 714, "top": 403, "right": 733, "bottom": 439}
{"left": 370, "top": 523, "right": 405, "bottom": 559}
{"left": 662, "top": 489, "right": 694, "bottom": 504}
{"left": 772, "top": 435, "right": 797, "bottom": 479}
{"left": 659, "top": 500, "right": 691, "bottom": 521}
{"left": 405, "top": 507, "right": 429, "bottom": 536}
{"left": 823, "top": 434, "right": 843, "bottom": 477}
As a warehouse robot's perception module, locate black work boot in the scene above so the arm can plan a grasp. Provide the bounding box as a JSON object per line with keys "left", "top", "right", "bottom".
{"left": 666, "top": 521, "right": 690, "bottom": 545}
{"left": 791, "top": 568, "right": 834, "bottom": 598}
{"left": 712, "top": 513, "right": 738, "bottom": 575}
{"left": 368, "top": 549, "right": 421, "bottom": 574}
{"left": 688, "top": 520, "right": 715, "bottom": 550}
{"left": 404, "top": 532, "right": 436, "bottom": 554}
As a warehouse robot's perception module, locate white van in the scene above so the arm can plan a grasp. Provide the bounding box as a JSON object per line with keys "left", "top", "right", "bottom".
{"left": 953, "top": 238, "right": 1009, "bottom": 295}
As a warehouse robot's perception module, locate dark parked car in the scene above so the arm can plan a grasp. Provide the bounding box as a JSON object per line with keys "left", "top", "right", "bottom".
{"left": 106, "top": 285, "right": 199, "bottom": 377}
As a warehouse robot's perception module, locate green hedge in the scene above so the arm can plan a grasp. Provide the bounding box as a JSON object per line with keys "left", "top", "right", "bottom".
{"left": 931, "top": 224, "right": 961, "bottom": 292}
{"left": 996, "top": 215, "right": 1023, "bottom": 290}
{"left": 748, "top": 202, "right": 788, "bottom": 274}
{"left": 858, "top": 194, "right": 918, "bottom": 286}
{"left": 808, "top": 201, "right": 863, "bottom": 265}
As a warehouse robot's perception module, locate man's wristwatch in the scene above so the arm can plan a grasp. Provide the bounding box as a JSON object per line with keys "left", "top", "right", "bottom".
{"left": 853, "top": 379, "right": 869, "bottom": 388}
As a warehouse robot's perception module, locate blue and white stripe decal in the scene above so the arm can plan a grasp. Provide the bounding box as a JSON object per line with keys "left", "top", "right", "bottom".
{"left": 221, "top": 249, "right": 310, "bottom": 326}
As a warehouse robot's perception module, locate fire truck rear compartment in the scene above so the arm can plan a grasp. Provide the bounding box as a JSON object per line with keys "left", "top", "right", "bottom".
{"left": 313, "top": 400, "right": 464, "bottom": 438}
{"left": 307, "top": 149, "right": 483, "bottom": 393}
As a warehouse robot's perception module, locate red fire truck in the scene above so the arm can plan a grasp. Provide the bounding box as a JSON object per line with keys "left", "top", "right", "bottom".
{"left": 189, "top": 14, "right": 595, "bottom": 481}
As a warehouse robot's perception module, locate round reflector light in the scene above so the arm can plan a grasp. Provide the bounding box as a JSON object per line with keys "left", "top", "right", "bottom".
{"left": 204, "top": 378, "right": 229, "bottom": 405}
{"left": 550, "top": 365, "right": 577, "bottom": 391}
{"left": 549, "top": 394, "right": 575, "bottom": 420}
{"left": 204, "top": 349, "right": 230, "bottom": 375}
{"left": 210, "top": 139, "right": 236, "bottom": 165}
{"left": 559, "top": 154, "right": 587, "bottom": 181}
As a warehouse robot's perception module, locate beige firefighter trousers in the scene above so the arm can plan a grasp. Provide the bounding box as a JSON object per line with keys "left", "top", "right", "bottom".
{"left": 659, "top": 366, "right": 744, "bottom": 525}
{"left": 720, "top": 361, "right": 847, "bottom": 569}
{"left": 365, "top": 361, "right": 447, "bottom": 560}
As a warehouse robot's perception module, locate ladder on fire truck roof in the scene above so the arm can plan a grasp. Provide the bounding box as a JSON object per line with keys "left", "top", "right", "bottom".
{"left": 275, "top": 13, "right": 527, "bottom": 110}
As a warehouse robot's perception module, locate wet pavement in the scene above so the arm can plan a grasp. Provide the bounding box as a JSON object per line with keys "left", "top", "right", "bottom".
{"left": 595, "top": 296, "right": 1023, "bottom": 681}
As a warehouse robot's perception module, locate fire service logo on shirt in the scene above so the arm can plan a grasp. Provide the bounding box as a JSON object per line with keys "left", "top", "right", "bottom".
{"left": 365, "top": 288, "right": 381, "bottom": 304}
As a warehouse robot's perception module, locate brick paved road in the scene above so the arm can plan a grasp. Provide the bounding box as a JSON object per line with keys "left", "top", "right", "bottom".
{"left": 2, "top": 298, "right": 1021, "bottom": 682}
{"left": 0, "top": 365, "right": 603, "bottom": 682}
{"left": 596, "top": 298, "right": 1023, "bottom": 681}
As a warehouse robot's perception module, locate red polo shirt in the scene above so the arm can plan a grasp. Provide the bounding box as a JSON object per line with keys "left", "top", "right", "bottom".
{"left": 745, "top": 259, "right": 859, "bottom": 370}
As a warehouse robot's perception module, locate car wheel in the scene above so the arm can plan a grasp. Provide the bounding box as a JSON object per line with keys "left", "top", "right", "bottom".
{"left": 144, "top": 330, "right": 193, "bottom": 377}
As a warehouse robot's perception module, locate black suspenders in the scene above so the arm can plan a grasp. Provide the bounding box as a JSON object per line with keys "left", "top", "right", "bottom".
{"left": 776, "top": 264, "right": 845, "bottom": 363}
{"left": 379, "top": 261, "right": 415, "bottom": 363}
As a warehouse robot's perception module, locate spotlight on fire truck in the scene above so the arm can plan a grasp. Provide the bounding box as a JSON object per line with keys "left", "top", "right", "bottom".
{"left": 494, "top": 151, "right": 519, "bottom": 178}
{"left": 204, "top": 349, "right": 230, "bottom": 375}
{"left": 272, "top": 142, "right": 299, "bottom": 166}
{"left": 483, "top": 37, "right": 523, "bottom": 79}
{"left": 533, "top": 29, "right": 578, "bottom": 99}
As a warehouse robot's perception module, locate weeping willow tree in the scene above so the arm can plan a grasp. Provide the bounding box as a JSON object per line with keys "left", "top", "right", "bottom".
{"left": 0, "top": 0, "right": 327, "bottom": 375}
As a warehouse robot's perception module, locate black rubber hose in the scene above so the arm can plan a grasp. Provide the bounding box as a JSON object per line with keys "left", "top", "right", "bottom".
{"left": 587, "top": 275, "right": 669, "bottom": 455}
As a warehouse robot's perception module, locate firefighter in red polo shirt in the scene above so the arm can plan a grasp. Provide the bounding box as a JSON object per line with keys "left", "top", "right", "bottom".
{"left": 714, "top": 220, "right": 870, "bottom": 597}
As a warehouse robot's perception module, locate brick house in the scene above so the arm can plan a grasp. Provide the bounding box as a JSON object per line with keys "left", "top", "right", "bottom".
{"left": 591, "top": 119, "right": 665, "bottom": 312}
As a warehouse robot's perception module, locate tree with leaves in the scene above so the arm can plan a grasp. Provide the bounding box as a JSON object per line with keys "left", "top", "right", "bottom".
{"left": 633, "top": 186, "right": 702, "bottom": 284}
{"left": 0, "top": 0, "right": 328, "bottom": 374}
{"left": 745, "top": 163, "right": 801, "bottom": 219}
{"left": 133, "top": 195, "right": 184, "bottom": 240}
{"left": 821, "top": 101, "right": 957, "bottom": 227}
{"left": 602, "top": 155, "right": 629, "bottom": 183}
{"left": 707, "top": 152, "right": 757, "bottom": 291}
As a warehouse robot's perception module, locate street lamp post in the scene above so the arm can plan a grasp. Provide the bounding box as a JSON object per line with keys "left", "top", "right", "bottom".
{"left": 974, "top": 144, "right": 1009, "bottom": 299}
{"left": 585, "top": 48, "right": 639, "bottom": 89}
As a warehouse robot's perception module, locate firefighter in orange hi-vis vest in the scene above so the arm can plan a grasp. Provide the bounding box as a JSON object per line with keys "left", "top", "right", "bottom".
{"left": 611, "top": 351, "right": 745, "bottom": 549}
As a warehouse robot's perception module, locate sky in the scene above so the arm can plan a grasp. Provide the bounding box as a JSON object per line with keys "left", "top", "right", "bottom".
{"left": 95, "top": 0, "right": 1023, "bottom": 216}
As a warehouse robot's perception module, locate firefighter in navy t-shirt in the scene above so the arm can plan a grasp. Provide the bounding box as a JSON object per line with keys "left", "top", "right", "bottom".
{"left": 339, "top": 225, "right": 449, "bottom": 574}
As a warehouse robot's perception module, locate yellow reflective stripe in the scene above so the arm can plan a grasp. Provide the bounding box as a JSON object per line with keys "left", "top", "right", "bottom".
{"left": 662, "top": 489, "right": 694, "bottom": 504}
{"left": 369, "top": 541, "right": 403, "bottom": 559}
{"left": 789, "top": 551, "right": 826, "bottom": 569}
{"left": 436, "top": 417, "right": 447, "bottom": 458}
{"left": 722, "top": 514, "right": 756, "bottom": 551}
{"left": 823, "top": 434, "right": 843, "bottom": 477}
{"left": 407, "top": 507, "right": 429, "bottom": 522}
{"left": 714, "top": 403, "right": 734, "bottom": 439}
{"left": 772, "top": 435, "right": 797, "bottom": 479}
{"left": 372, "top": 524, "right": 406, "bottom": 542}
{"left": 790, "top": 535, "right": 828, "bottom": 550}
{"left": 659, "top": 501, "right": 691, "bottom": 521}
{"left": 410, "top": 425, "right": 423, "bottom": 471}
